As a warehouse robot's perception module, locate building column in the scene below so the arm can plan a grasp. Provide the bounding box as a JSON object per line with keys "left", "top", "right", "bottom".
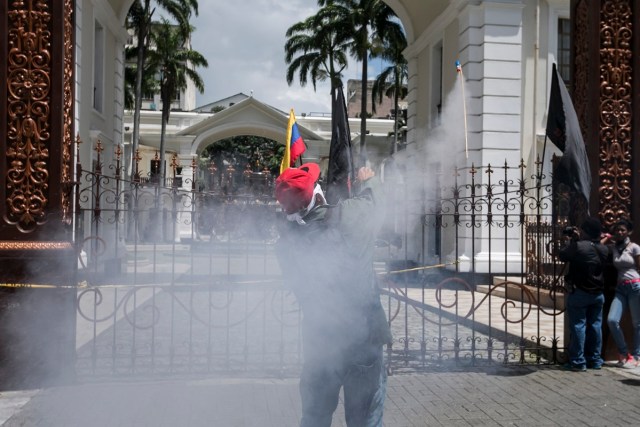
{"left": 454, "top": 1, "right": 526, "bottom": 273}
{"left": 177, "top": 150, "right": 197, "bottom": 242}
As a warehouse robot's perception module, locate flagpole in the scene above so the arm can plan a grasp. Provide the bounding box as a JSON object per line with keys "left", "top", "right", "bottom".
{"left": 280, "top": 109, "right": 294, "bottom": 173}
{"left": 456, "top": 60, "right": 469, "bottom": 159}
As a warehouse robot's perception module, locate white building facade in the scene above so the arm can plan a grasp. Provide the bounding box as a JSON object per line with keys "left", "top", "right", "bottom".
{"left": 387, "top": 0, "right": 570, "bottom": 272}
{"left": 75, "top": 0, "right": 129, "bottom": 173}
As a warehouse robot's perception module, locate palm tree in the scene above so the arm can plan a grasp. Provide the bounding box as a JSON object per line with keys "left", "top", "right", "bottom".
{"left": 285, "top": 5, "right": 350, "bottom": 102}
{"left": 126, "top": 0, "right": 199, "bottom": 180}
{"left": 317, "top": 0, "right": 402, "bottom": 159}
{"left": 146, "top": 19, "right": 208, "bottom": 183}
{"left": 371, "top": 26, "right": 408, "bottom": 154}
{"left": 123, "top": 45, "right": 157, "bottom": 110}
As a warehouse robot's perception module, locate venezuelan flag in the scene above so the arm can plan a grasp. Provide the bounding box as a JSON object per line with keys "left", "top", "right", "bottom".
{"left": 280, "top": 109, "right": 306, "bottom": 173}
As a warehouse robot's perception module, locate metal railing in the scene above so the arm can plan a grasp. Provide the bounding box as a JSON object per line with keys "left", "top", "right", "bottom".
{"left": 74, "top": 144, "right": 568, "bottom": 378}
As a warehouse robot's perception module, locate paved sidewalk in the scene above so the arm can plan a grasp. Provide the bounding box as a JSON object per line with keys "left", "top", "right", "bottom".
{"left": 2, "top": 364, "right": 640, "bottom": 426}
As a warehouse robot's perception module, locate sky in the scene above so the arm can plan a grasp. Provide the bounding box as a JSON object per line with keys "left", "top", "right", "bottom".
{"left": 188, "top": 0, "right": 386, "bottom": 115}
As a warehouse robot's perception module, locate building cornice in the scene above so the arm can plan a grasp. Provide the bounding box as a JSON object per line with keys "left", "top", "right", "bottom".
{"left": 404, "top": 0, "right": 467, "bottom": 59}
{"left": 90, "top": 0, "right": 129, "bottom": 43}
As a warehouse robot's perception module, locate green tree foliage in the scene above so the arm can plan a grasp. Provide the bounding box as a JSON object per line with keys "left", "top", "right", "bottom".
{"left": 201, "top": 136, "right": 284, "bottom": 179}
{"left": 371, "top": 26, "right": 408, "bottom": 154}
{"left": 123, "top": 45, "right": 157, "bottom": 110}
{"left": 146, "top": 19, "right": 208, "bottom": 183}
{"left": 126, "top": 0, "right": 199, "bottom": 179}
{"left": 317, "top": 0, "right": 402, "bottom": 157}
{"left": 285, "top": 5, "right": 350, "bottom": 99}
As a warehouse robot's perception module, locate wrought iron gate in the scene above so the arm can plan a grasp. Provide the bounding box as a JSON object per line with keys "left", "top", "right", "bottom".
{"left": 75, "top": 145, "right": 568, "bottom": 379}
{"left": 379, "top": 162, "right": 568, "bottom": 372}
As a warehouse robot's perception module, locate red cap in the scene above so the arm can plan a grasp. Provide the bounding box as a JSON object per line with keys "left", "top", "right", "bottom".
{"left": 275, "top": 163, "right": 320, "bottom": 214}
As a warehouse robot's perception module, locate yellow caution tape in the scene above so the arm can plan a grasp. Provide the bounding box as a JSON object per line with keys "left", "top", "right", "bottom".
{"left": 377, "top": 260, "right": 459, "bottom": 275}
{"left": 0, "top": 281, "right": 88, "bottom": 289}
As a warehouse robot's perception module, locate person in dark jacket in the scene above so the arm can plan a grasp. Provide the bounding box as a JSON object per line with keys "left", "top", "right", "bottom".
{"left": 274, "top": 163, "right": 392, "bottom": 427}
{"left": 558, "top": 217, "right": 608, "bottom": 371}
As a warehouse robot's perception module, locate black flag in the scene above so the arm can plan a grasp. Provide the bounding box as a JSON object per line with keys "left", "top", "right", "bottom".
{"left": 545, "top": 63, "right": 591, "bottom": 204}
{"left": 326, "top": 86, "right": 355, "bottom": 204}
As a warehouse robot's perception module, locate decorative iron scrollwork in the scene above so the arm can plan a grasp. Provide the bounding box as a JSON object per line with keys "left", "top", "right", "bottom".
{"left": 5, "top": 0, "right": 52, "bottom": 232}
{"left": 62, "top": 0, "right": 74, "bottom": 224}
{"left": 598, "top": 0, "right": 633, "bottom": 225}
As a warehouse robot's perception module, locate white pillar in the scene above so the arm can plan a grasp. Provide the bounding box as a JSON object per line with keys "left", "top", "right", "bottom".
{"left": 177, "top": 153, "right": 196, "bottom": 241}
{"left": 455, "top": 1, "right": 525, "bottom": 273}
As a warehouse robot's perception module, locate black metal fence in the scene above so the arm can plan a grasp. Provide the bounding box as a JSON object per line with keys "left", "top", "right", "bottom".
{"left": 74, "top": 145, "right": 568, "bottom": 379}
{"left": 379, "top": 162, "right": 568, "bottom": 372}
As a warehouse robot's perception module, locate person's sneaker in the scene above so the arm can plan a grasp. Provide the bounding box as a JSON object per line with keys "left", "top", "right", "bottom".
{"left": 587, "top": 359, "right": 604, "bottom": 370}
{"left": 562, "top": 363, "right": 587, "bottom": 372}
{"left": 615, "top": 353, "right": 634, "bottom": 368}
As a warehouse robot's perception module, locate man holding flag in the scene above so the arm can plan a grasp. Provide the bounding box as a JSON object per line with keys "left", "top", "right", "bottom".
{"left": 274, "top": 161, "right": 391, "bottom": 427}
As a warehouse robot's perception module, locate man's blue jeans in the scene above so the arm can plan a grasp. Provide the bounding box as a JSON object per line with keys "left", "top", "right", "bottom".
{"left": 607, "top": 282, "right": 640, "bottom": 357}
{"left": 566, "top": 289, "right": 604, "bottom": 368}
{"left": 299, "top": 343, "right": 386, "bottom": 427}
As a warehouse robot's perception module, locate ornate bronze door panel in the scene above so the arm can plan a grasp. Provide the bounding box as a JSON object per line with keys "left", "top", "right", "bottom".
{"left": 572, "top": 0, "right": 640, "bottom": 226}
{"left": 571, "top": 0, "right": 640, "bottom": 358}
{"left": 0, "top": 0, "right": 76, "bottom": 389}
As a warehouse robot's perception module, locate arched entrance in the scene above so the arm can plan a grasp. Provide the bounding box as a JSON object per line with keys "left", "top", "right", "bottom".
{"left": 186, "top": 96, "right": 323, "bottom": 158}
